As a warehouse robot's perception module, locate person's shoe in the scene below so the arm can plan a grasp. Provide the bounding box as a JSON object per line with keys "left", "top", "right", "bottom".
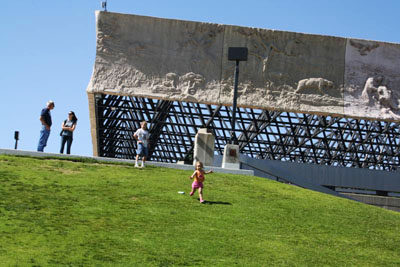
{"left": 190, "top": 192, "right": 194, "bottom": 196}
{"left": 200, "top": 200, "right": 205, "bottom": 203}
{"left": 140, "top": 163, "right": 145, "bottom": 168}
{"left": 134, "top": 163, "right": 139, "bottom": 168}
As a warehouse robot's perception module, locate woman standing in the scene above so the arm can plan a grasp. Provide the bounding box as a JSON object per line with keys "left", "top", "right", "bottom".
{"left": 60, "top": 111, "right": 78, "bottom": 154}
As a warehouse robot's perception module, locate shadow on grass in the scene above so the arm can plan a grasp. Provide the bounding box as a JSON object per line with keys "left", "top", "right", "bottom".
{"left": 202, "top": 200, "right": 232, "bottom": 205}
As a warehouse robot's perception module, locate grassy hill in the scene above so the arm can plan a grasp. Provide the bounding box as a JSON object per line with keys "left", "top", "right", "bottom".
{"left": 1, "top": 155, "right": 400, "bottom": 266}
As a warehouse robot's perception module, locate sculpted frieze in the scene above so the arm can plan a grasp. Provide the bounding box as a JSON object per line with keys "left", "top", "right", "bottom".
{"left": 87, "top": 11, "right": 400, "bottom": 122}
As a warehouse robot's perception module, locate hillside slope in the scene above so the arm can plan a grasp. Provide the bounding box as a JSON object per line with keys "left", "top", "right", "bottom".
{"left": 1, "top": 155, "right": 399, "bottom": 266}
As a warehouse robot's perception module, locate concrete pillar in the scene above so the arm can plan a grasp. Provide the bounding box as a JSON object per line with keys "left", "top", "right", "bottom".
{"left": 222, "top": 144, "right": 240, "bottom": 169}
{"left": 193, "top": 128, "right": 215, "bottom": 166}
{"left": 87, "top": 93, "right": 99, "bottom": 157}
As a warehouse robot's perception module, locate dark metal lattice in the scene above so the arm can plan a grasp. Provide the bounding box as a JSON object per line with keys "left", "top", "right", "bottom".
{"left": 95, "top": 94, "right": 400, "bottom": 171}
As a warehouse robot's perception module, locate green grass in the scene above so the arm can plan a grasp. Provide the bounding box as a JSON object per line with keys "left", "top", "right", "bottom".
{"left": 1, "top": 155, "right": 400, "bottom": 266}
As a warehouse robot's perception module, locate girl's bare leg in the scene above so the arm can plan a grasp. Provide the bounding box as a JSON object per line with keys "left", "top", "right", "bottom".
{"left": 190, "top": 188, "right": 196, "bottom": 196}
{"left": 199, "top": 187, "right": 204, "bottom": 203}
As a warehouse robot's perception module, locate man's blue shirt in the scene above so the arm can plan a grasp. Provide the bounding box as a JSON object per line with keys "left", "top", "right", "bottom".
{"left": 41, "top": 108, "right": 52, "bottom": 127}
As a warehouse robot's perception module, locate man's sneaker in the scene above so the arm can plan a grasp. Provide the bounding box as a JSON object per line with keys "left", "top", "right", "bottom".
{"left": 135, "top": 163, "right": 139, "bottom": 168}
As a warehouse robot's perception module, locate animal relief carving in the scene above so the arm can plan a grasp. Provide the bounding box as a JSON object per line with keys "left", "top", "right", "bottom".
{"left": 349, "top": 40, "right": 379, "bottom": 56}
{"left": 180, "top": 72, "right": 205, "bottom": 95}
{"left": 295, "top": 78, "right": 334, "bottom": 95}
{"left": 360, "top": 76, "right": 400, "bottom": 114}
{"left": 361, "top": 76, "right": 383, "bottom": 104}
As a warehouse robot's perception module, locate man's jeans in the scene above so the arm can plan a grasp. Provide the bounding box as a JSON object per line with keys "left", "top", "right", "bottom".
{"left": 37, "top": 126, "right": 50, "bottom": 152}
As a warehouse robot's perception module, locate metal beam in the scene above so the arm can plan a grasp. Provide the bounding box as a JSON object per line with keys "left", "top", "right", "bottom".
{"left": 94, "top": 94, "right": 400, "bottom": 171}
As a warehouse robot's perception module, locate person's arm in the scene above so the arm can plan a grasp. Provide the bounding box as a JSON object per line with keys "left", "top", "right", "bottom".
{"left": 61, "top": 121, "right": 67, "bottom": 130}
{"left": 189, "top": 171, "right": 196, "bottom": 179}
{"left": 40, "top": 116, "right": 50, "bottom": 130}
{"left": 40, "top": 109, "right": 51, "bottom": 130}
{"left": 69, "top": 122, "right": 77, "bottom": 132}
{"left": 205, "top": 170, "right": 213, "bottom": 174}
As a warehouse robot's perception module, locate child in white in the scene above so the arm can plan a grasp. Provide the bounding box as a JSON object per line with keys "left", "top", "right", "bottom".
{"left": 134, "top": 121, "right": 150, "bottom": 167}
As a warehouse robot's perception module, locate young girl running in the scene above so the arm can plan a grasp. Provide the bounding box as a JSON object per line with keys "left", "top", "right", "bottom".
{"left": 189, "top": 161, "right": 213, "bottom": 203}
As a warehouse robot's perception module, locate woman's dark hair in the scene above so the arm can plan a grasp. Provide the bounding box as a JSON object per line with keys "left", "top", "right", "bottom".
{"left": 69, "top": 111, "right": 78, "bottom": 123}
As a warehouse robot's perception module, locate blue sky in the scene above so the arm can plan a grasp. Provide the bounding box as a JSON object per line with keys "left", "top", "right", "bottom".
{"left": 1, "top": 0, "right": 399, "bottom": 156}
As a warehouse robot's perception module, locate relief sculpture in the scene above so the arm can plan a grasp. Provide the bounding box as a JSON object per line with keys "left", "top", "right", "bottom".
{"left": 295, "top": 78, "right": 335, "bottom": 95}
{"left": 87, "top": 11, "right": 400, "bottom": 123}
{"left": 359, "top": 76, "right": 400, "bottom": 119}
{"left": 344, "top": 37, "right": 400, "bottom": 121}
{"left": 361, "top": 76, "right": 383, "bottom": 104}
{"left": 180, "top": 72, "right": 206, "bottom": 95}
{"left": 150, "top": 72, "right": 206, "bottom": 97}
{"left": 349, "top": 40, "right": 379, "bottom": 56}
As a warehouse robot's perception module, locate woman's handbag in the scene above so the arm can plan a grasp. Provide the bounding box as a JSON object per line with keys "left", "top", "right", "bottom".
{"left": 60, "top": 119, "right": 67, "bottom": 136}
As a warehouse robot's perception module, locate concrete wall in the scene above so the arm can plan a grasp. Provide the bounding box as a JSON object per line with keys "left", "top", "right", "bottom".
{"left": 87, "top": 11, "right": 400, "bottom": 123}
{"left": 240, "top": 155, "right": 400, "bottom": 193}
{"left": 342, "top": 193, "right": 400, "bottom": 212}
{"left": 0, "top": 149, "right": 254, "bottom": 177}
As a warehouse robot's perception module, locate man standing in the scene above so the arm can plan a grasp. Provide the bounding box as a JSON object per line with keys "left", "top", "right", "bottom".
{"left": 134, "top": 121, "right": 150, "bottom": 167}
{"left": 37, "top": 100, "right": 55, "bottom": 152}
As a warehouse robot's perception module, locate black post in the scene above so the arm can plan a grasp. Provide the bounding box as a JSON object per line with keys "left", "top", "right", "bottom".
{"left": 14, "top": 131, "right": 19, "bottom": 150}
{"left": 102, "top": 0, "right": 107, "bottom": 12}
{"left": 227, "top": 47, "right": 248, "bottom": 145}
{"left": 231, "top": 60, "right": 240, "bottom": 144}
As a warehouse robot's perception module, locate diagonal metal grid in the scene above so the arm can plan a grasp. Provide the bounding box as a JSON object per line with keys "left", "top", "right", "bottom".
{"left": 95, "top": 94, "right": 400, "bottom": 171}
